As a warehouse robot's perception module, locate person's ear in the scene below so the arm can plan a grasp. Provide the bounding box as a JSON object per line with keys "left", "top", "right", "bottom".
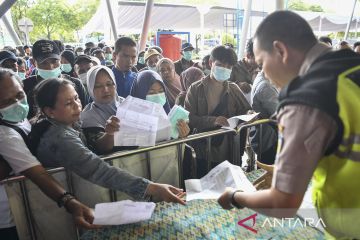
{"left": 208, "top": 59, "right": 214, "bottom": 68}
{"left": 273, "top": 41, "right": 289, "bottom": 65}
{"left": 43, "top": 106, "right": 54, "bottom": 119}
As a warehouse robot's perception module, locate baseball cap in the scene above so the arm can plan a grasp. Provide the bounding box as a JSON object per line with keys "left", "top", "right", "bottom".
{"left": 144, "top": 49, "right": 161, "bottom": 61}
{"left": 0, "top": 50, "right": 17, "bottom": 65}
{"left": 32, "top": 40, "right": 60, "bottom": 63}
{"left": 181, "top": 42, "right": 194, "bottom": 51}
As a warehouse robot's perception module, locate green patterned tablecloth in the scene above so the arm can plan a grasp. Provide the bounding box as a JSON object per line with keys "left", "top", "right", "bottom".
{"left": 81, "top": 170, "right": 325, "bottom": 240}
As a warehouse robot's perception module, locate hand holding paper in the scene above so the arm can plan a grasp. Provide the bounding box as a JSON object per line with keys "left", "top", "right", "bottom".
{"left": 168, "top": 105, "right": 189, "bottom": 139}
{"left": 185, "top": 161, "right": 256, "bottom": 201}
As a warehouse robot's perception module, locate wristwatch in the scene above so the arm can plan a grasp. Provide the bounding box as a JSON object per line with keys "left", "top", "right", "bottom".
{"left": 230, "top": 190, "right": 244, "bottom": 209}
{"left": 57, "top": 192, "right": 76, "bottom": 209}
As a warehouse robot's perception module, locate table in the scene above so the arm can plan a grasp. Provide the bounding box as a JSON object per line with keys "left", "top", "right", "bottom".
{"left": 81, "top": 170, "right": 325, "bottom": 240}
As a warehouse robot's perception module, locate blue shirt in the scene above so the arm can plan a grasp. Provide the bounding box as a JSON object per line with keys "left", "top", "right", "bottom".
{"left": 112, "top": 67, "right": 137, "bottom": 98}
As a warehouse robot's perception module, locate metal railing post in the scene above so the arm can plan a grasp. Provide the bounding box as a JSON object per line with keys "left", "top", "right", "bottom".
{"left": 19, "top": 180, "right": 37, "bottom": 240}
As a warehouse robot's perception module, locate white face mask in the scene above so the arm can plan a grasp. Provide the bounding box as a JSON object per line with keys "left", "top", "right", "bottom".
{"left": 79, "top": 73, "right": 87, "bottom": 85}
{"left": 211, "top": 65, "right": 232, "bottom": 82}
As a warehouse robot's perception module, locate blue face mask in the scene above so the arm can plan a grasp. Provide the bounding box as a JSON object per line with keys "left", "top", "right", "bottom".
{"left": 212, "top": 65, "right": 232, "bottom": 81}
{"left": 138, "top": 57, "right": 145, "bottom": 65}
{"left": 18, "top": 72, "right": 26, "bottom": 80}
{"left": 37, "top": 66, "right": 62, "bottom": 80}
{"left": 183, "top": 51, "right": 193, "bottom": 61}
{"left": 0, "top": 97, "right": 29, "bottom": 123}
{"left": 146, "top": 92, "right": 167, "bottom": 106}
{"left": 61, "top": 64, "right": 72, "bottom": 73}
{"left": 105, "top": 53, "right": 112, "bottom": 61}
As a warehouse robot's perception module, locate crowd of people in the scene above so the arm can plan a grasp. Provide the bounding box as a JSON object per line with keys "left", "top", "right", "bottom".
{"left": 0, "top": 10, "right": 359, "bottom": 239}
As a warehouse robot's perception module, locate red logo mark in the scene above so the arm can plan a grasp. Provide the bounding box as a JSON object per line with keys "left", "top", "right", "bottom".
{"left": 238, "top": 213, "right": 258, "bottom": 233}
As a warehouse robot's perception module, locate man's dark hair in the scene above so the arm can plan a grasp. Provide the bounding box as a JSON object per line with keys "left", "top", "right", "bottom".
{"left": 97, "top": 42, "right": 105, "bottom": 49}
{"left": 92, "top": 49, "right": 104, "bottom": 56}
{"left": 85, "top": 42, "right": 95, "bottom": 49}
{"left": 114, "top": 37, "right": 137, "bottom": 54}
{"left": 254, "top": 11, "right": 317, "bottom": 53}
{"left": 319, "top": 36, "right": 332, "bottom": 46}
{"left": 210, "top": 45, "right": 237, "bottom": 66}
{"left": 245, "top": 38, "right": 254, "bottom": 57}
{"left": 353, "top": 41, "right": 360, "bottom": 49}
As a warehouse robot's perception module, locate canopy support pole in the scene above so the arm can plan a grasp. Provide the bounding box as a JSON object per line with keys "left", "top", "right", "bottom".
{"left": 139, "top": 0, "right": 154, "bottom": 51}
{"left": 344, "top": 0, "right": 357, "bottom": 40}
{"left": 106, "top": 0, "right": 118, "bottom": 41}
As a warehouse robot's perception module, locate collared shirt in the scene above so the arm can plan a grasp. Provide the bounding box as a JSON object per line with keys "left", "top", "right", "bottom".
{"left": 273, "top": 43, "right": 337, "bottom": 194}
{"left": 112, "top": 67, "right": 137, "bottom": 98}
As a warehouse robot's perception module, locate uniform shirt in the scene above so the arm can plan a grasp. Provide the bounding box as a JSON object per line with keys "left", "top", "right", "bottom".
{"left": 273, "top": 43, "right": 335, "bottom": 194}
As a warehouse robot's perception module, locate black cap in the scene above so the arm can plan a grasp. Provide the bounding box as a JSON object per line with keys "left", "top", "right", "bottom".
{"left": 0, "top": 50, "right": 17, "bottom": 65}
{"left": 74, "top": 55, "right": 92, "bottom": 65}
{"left": 181, "top": 42, "right": 194, "bottom": 51}
{"left": 32, "top": 40, "right": 60, "bottom": 63}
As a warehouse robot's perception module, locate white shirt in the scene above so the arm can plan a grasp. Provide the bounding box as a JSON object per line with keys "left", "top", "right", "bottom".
{"left": 0, "top": 119, "right": 40, "bottom": 228}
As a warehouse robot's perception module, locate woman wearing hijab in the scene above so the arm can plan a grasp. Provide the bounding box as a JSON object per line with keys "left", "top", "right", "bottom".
{"left": 176, "top": 67, "right": 204, "bottom": 107}
{"left": 130, "top": 70, "right": 190, "bottom": 137}
{"left": 80, "top": 65, "right": 129, "bottom": 154}
{"left": 60, "top": 50, "right": 77, "bottom": 78}
{"left": 156, "top": 58, "right": 182, "bottom": 107}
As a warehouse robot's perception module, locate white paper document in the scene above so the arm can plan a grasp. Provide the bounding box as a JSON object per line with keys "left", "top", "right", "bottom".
{"left": 225, "top": 112, "right": 260, "bottom": 129}
{"left": 93, "top": 200, "right": 156, "bottom": 225}
{"left": 185, "top": 161, "right": 256, "bottom": 201}
{"left": 114, "top": 96, "right": 171, "bottom": 146}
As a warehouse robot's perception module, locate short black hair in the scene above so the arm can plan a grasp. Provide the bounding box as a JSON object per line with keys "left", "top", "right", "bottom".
{"left": 210, "top": 45, "right": 237, "bottom": 66}
{"left": 85, "top": 42, "right": 95, "bottom": 48}
{"left": 319, "top": 36, "right": 332, "bottom": 46}
{"left": 245, "top": 38, "right": 254, "bottom": 57}
{"left": 254, "top": 11, "right": 317, "bottom": 53}
{"left": 353, "top": 41, "right": 360, "bottom": 49}
{"left": 114, "top": 37, "right": 137, "bottom": 54}
{"left": 98, "top": 42, "right": 105, "bottom": 49}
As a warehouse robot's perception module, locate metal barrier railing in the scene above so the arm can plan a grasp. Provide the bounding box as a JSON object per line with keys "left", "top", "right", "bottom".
{"left": 0, "top": 127, "right": 239, "bottom": 240}
{"left": 0, "top": 120, "right": 278, "bottom": 240}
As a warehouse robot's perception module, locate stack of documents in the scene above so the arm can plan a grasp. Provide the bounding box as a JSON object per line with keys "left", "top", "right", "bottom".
{"left": 185, "top": 161, "right": 256, "bottom": 201}
{"left": 114, "top": 96, "right": 171, "bottom": 146}
{"left": 93, "top": 200, "right": 156, "bottom": 225}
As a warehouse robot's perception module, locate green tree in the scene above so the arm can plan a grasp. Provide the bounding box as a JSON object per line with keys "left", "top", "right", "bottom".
{"left": 222, "top": 33, "right": 235, "bottom": 46}
{"left": 27, "top": 0, "right": 71, "bottom": 40}
{"left": 288, "top": 0, "right": 324, "bottom": 12}
{"left": 10, "top": 0, "right": 99, "bottom": 43}
{"left": 11, "top": 0, "right": 35, "bottom": 43}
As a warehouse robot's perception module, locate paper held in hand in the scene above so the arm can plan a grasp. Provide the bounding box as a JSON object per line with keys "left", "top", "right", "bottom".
{"left": 225, "top": 112, "right": 260, "bottom": 129}
{"left": 93, "top": 200, "right": 156, "bottom": 225}
{"left": 185, "top": 160, "right": 256, "bottom": 201}
{"left": 114, "top": 96, "right": 171, "bottom": 146}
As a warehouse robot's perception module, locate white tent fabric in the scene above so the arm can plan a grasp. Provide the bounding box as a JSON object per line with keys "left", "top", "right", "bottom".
{"left": 81, "top": 1, "right": 360, "bottom": 38}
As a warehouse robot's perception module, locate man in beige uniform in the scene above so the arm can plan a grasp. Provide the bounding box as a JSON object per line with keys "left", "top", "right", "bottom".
{"left": 218, "top": 11, "right": 337, "bottom": 218}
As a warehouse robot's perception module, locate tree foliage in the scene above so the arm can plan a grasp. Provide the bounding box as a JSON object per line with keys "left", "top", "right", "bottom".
{"left": 288, "top": 0, "right": 324, "bottom": 12}
{"left": 11, "top": 0, "right": 99, "bottom": 43}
